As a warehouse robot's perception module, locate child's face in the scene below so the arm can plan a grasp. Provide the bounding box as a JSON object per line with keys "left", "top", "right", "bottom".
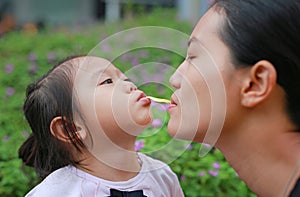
{"left": 73, "top": 56, "right": 152, "bottom": 144}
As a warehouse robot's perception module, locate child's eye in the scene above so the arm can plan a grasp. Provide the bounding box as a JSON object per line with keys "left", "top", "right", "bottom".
{"left": 98, "top": 79, "right": 113, "bottom": 85}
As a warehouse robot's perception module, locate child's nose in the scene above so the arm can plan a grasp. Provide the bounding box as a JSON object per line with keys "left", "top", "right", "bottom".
{"left": 126, "top": 82, "right": 137, "bottom": 93}
{"left": 130, "top": 85, "right": 137, "bottom": 91}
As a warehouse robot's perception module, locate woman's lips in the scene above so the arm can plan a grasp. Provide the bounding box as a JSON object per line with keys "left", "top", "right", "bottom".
{"left": 168, "top": 95, "right": 178, "bottom": 111}
{"left": 168, "top": 104, "right": 177, "bottom": 111}
{"left": 170, "top": 94, "right": 178, "bottom": 105}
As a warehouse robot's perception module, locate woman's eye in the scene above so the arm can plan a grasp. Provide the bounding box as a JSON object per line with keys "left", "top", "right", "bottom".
{"left": 98, "top": 79, "right": 113, "bottom": 85}
{"left": 186, "top": 56, "right": 196, "bottom": 62}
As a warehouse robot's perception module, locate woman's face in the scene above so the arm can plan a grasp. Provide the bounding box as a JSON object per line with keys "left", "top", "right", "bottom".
{"left": 168, "top": 8, "right": 240, "bottom": 143}
{"left": 74, "top": 57, "right": 152, "bottom": 145}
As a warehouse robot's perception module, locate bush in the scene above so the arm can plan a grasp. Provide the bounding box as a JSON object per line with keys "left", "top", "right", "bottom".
{"left": 0, "top": 9, "right": 256, "bottom": 197}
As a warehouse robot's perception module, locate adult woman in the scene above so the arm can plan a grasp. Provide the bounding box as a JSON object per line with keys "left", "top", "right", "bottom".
{"left": 168, "top": 0, "right": 300, "bottom": 196}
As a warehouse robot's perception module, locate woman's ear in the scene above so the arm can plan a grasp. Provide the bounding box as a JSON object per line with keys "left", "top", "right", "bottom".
{"left": 50, "top": 117, "right": 87, "bottom": 142}
{"left": 241, "top": 60, "right": 277, "bottom": 107}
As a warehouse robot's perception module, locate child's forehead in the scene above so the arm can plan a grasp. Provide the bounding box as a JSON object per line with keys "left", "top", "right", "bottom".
{"left": 75, "top": 56, "right": 120, "bottom": 75}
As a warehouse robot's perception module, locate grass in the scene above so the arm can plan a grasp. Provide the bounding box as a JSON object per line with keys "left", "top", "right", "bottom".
{"left": 0, "top": 8, "right": 256, "bottom": 197}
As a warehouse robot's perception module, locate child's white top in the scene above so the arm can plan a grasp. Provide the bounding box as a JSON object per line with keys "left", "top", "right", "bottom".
{"left": 25, "top": 153, "right": 184, "bottom": 197}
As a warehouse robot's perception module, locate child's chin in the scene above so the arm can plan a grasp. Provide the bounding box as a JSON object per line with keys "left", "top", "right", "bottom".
{"left": 135, "top": 116, "right": 152, "bottom": 127}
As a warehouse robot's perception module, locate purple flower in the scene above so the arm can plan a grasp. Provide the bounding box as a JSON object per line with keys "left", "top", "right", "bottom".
{"left": 4, "top": 64, "right": 14, "bottom": 73}
{"left": 139, "top": 50, "right": 149, "bottom": 58}
{"left": 185, "top": 144, "right": 193, "bottom": 150}
{"left": 208, "top": 170, "right": 219, "bottom": 177}
{"left": 120, "top": 53, "right": 129, "bottom": 61}
{"left": 131, "top": 56, "right": 139, "bottom": 66}
{"left": 28, "top": 53, "right": 37, "bottom": 62}
{"left": 47, "top": 52, "right": 57, "bottom": 62}
{"left": 2, "top": 135, "right": 9, "bottom": 142}
{"left": 160, "top": 56, "right": 171, "bottom": 64}
{"left": 180, "top": 175, "right": 186, "bottom": 181}
{"left": 163, "top": 104, "right": 170, "bottom": 111}
{"left": 21, "top": 130, "right": 29, "bottom": 137}
{"left": 28, "top": 64, "right": 38, "bottom": 75}
{"left": 134, "top": 140, "right": 145, "bottom": 151}
{"left": 201, "top": 143, "right": 212, "bottom": 148}
{"left": 157, "top": 84, "right": 165, "bottom": 95}
{"left": 6, "top": 87, "right": 15, "bottom": 96}
{"left": 212, "top": 162, "right": 221, "bottom": 170}
{"left": 150, "top": 101, "right": 158, "bottom": 107}
{"left": 199, "top": 171, "right": 206, "bottom": 177}
{"left": 157, "top": 103, "right": 169, "bottom": 111}
{"left": 152, "top": 119, "right": 162, "bottom": 128}
{"left": 151, "top": 74, "right": 164, "bottom": 82}
{"left": 101, "top": 44, "right": 111, "bottom": 53}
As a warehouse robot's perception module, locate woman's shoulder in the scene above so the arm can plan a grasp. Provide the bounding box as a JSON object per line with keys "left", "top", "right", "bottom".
{"left": 25, "top": 166, "right": 82, "bottom": 197}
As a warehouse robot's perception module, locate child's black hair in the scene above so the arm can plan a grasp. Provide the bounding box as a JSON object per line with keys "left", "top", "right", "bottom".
{"left": 19, "top": 55, "right": 86, "bottom": 179}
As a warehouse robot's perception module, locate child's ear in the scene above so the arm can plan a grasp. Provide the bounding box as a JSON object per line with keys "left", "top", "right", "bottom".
{"left": 50, "top": 117, "right": 87, "bottom": 142}
{"left": 50, "top": 116, "right": 70, "bottom": 142}
{"left": 241, "top": 60, "right": 277, "bottom": 107}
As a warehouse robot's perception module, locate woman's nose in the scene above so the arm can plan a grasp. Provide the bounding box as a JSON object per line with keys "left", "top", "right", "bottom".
{"left": 169, "top": 66, "right": 183, "bottom": 89}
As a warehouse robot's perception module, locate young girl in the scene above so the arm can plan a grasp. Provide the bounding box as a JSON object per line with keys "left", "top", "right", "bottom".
{"left": 19, "top": 55, "right": 184, "bottom": 197}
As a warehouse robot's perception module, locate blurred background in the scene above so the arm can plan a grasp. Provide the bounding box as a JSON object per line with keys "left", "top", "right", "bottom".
{"left": 0, "top": 0, "right": 213, "bottom": 34}
{"left": 0, "top": 0, "right": 257, "bottom": 196}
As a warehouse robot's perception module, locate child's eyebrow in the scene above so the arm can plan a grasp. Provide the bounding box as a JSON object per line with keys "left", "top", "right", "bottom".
{"left": 91, "top": 66, "right": 111, "bottom": 78}
{"left": 124, "top": 78, "right": 133, "bottom": 82}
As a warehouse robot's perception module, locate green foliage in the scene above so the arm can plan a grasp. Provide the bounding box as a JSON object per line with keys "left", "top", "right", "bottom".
{"left": 0, "top": 9, "right": 256, "bottom": 196}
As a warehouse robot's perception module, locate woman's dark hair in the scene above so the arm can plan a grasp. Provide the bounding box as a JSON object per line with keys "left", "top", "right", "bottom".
{"left": 19, "top": 55, "right": 86, "bottom": 179}
{"left": 213, "top": 0, "right": 300, "bottom": 128}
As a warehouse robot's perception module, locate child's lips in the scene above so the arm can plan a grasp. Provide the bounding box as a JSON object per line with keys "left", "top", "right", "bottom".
{"left": 137, "top": 92, "right": 146, "bottom": 101}
{"left": 137, "top": 92, "right": 151, "bottom": 105}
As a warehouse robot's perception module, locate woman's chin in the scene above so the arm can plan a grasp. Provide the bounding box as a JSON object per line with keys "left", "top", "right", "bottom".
{"left": 168, "top": 121, "right": 204, "bottom": 142}
{"left": 167, "top": 120, "right": 178, "bottom": 138}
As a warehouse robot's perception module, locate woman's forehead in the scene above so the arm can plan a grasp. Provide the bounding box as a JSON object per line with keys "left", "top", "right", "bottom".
{"left": 190, "top": 8, "right": 224, "bottom": 44}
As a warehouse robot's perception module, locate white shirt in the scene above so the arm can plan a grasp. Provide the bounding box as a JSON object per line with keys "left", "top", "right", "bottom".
{"left": 25, "top": 153, "right": 184, "bottom": 197}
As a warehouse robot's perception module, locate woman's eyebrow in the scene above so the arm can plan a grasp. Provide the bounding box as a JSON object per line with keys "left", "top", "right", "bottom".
{"left": 188, "top": 37, "right": 206, "bottom": 49}
{"left": 188, "top": 37, "right": 198, "bottom": 47}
